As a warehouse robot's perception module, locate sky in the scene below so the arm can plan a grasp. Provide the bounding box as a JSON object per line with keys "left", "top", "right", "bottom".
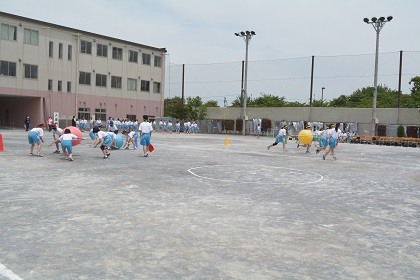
{"left": 2, "top": 0, "right": 420, "bottom": 106}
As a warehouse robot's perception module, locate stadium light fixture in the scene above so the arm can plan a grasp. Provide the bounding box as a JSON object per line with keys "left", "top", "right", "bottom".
{"left": 363, "top": 16, "right": 393, "bottom": 136}
{"left": 235, "top": 30, "right": 256, "bottom": 135}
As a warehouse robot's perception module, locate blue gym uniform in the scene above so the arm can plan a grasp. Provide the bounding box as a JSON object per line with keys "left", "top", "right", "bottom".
{"left": 140, "top": 133, "right": 151, "bottom": 146}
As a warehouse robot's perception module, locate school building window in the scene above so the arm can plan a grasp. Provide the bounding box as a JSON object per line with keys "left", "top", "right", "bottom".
{"left": 0, "top": 60, "right": 16, "bottom": 76}
{"left": 96, "top": 73, "right": 107, "bottom": 87}
{"left": 126, "top": 114, "right": 136, "bottom": 120}
{"left": 68, "top": 45, "right": 72, "bottom": 60}
{"left": 112, "top": 47, "right": 122, "bottom": 60}
{"left": 95, "top": 108, "right": 106, "bottom": 123}
{"left": 128, "top": 50, "right": 138, "bottom": 63}
{"left": 67, "top": 81, "right": 71, "bottom": 92}
{"left": 23, "top": 64, "right": 38, "bottom": 79}
{"left": 49, "top": 41, "right": 53, "bottom": 58}
{"left": 127, "top": 78, "right": 137, "bottom": 91}
{"left": 154, "top": 56, "right": 162, "bottom": 67}
{"left": 78, "top": 107, "right": 90, "bottom": 120}
{"left": 141, "top": 80, "right": 150, "bottom": 92}
{"left": 153, "top": 82, "right": 161, "bottom": 93}
{"left": 111, "top": 76, "right": 122, "bottom": 89}
{"left": 142, "top": 53, "right": 151, "bottom": 65}
{"left": 59, "top": 43, "right": 63, "bottom": 59}
{"left": 81, "top": 40, "right": 92, "bottom": 54}
{"left": 97, "top": 43, "right": 108, "bottom": 57}
{"left": 79, "top": 71, "right": 91, "bottom": 85}
{"left": 24, "top": 28, "right": 39, "bottom": 45}
{"left": 48, "top": 79, "right": 53, "bottom": 91}
{"left": 58, "top": 80, "right": 62, "bottom": 92}
{"left": 1, "top": 23, "right": 17, "bottom": 41}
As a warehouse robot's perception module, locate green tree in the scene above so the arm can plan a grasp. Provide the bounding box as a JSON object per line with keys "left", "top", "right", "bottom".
{"left": 226, "top": 77, "right": 420, "bottom": 109}
{"left": 286, "top": 101, "right": 307, "bottom": 107}
{"left": 230, "top": 95, "right": 252, "bottom": 107}
{"left": 329, "top": 85, "right": 399, "bottom": 108}
{"left": 204, "top": 100, "right": 219, "bottom": 107}
{"left": 397, "top": 125, "right": 406, "bottom": 137}
{"left": 252, "top": 93, "right": 286, "bottom": 107}
{"left": 164, "top": 96, "right": 187, "bottom": 119}
{"left": 409, "top": 76, "right": 420, "bottom": 108}
{"left": 186, "top": 96, "right": 207, "bottom": 120}
{"left": 231, "top": 96, "right": 242, "bottom": 107}
{"left": 409, "top": 76, "right": 420, "bottom": 94}
{"left": 329, "top": 95, "right": 348, "bottom": 107}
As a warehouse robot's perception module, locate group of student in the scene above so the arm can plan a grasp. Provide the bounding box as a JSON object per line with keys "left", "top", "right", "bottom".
{"left": 154, "top": 120, "right": 198, "bottom": 134}
{"left": 27, "top": 115, "right": 153, "bottom": 161}
{"left": 27, "top": 123, "right": 83, "bottom": 161}
{"left": 267, "top": 123, "right": 345, "bottom": 160}
{"left": 28, "top": 117, "right": 347, "bottom": 161}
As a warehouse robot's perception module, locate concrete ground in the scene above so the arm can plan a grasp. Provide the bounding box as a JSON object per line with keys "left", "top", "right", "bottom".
{"left": 0, "top": 129, "right": 419, "bottom": 280}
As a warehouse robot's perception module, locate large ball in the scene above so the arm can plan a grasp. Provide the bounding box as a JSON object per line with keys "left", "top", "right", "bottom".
{"left": 111, "top": 134, "right": 124, "bottom": 149}
{"left": 298, "top": 130, "right": 313, "bottom": 145}
{"left": 62, "top": 126, "right": 82, "bottom": 146}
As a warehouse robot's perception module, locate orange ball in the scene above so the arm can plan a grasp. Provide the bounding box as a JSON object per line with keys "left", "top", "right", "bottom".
{"left": 298, "top": 130, "right": 313, "bottom": 145}
{"left": 62, "top": 126, "right": 82, "bottom": 146}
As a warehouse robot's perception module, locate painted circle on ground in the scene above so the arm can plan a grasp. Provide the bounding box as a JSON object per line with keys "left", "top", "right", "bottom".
{"left": 298, "top": 130, "right": 313, "bottom": 145}
{"left": 62, "top": 126, "right": 82, "bottom": 146}
{"left": 188, "top": 165, "right": 323, "bottom": 185}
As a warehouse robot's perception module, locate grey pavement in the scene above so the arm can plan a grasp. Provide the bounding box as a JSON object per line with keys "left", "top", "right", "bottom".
{"left": 0, "top": 129, "right": 419, "bottom": 280}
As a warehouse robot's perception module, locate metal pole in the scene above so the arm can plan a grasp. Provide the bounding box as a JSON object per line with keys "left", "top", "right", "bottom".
{"left": 241, "top": 60, "right": 244, "bottom": 132}
{"left": 243, "top": 36, "right": 249, "bottom": 136}
{"left": 235, "top": 31, "right": 256, "bottom": 136}
{"left": 309, "top": 55, "right": 314, "bottom": 122}
{"left": 182, "top": 64, "right": 185, "bottom": 105}
{"left": 321, "top": 87, "right": 325, "bottom": 107}
{"left": 397, "top": 50, "right": 403, "bottom": 124}
{"left": 372, "top": 23, "right": 380, "bottom": 136}
{"left": 309, "top": 56, "right": 314, "bottom": 107}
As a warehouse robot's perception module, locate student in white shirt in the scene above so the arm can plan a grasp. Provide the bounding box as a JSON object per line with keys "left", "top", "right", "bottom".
{"left": 51, "top": 123, "right": 63, "bottom": 154}
{"left": 139, "top": 115, "right": 153, "bottom": 157}
{"left": 58, "top": 128, "right": 83, "bottom": 161}
{"left": 88, "top": 127, "right": 99, "bottom": 147}
{"left": 123, "top": 130, "right": 137, "bottom": 149}
{"left": 28, "top": 124, "right": 45, "bottom": 157}
{"left": 267, "top": 125, "right": 288, "bottom": 152}
{"left": 159, "top": 120, "right": 163, "bottom": 133}
{"left": 316, "top": 126, "right": 330, "bottom": 154}
{"left": 186, "top": 121, "right": 191, "bottom": 134}
{"left": 107, "top": 130, "right": 118, "bottom": 149}
{"left": 167, "top": 120, "right": 173, "bottom": 134}
{"left": 323, "top": 124, "right": 342, "bottom": 160}
{"left": 93, "top": 127, "right": 112, "bottom": 159}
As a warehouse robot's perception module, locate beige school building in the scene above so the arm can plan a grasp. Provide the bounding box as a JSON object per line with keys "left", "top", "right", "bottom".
{"left": 0, "top": 12, "right": 166, "bottom": 128}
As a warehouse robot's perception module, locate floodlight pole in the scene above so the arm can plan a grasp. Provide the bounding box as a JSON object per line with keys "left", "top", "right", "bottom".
{"left": 235, "top": 31, "right": 256, "bottom": 135}
{"left": 363, "top": 16, "right": 393, "bottom": 136}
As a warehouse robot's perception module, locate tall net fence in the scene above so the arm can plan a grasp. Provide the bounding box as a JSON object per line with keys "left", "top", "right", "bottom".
{"left": 165, "top": 51, "right": 420, "bottom": 106}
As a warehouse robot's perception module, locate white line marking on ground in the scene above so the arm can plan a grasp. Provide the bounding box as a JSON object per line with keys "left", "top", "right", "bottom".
{"left": 188, "top": 165, "right": 324, "bottom": 184}
{"left": 0, "top": 263, "right": 23, "bottom": 280}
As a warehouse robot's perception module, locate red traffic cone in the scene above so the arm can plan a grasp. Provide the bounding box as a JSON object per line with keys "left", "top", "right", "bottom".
{"left": 0, "top": 134, "right": 4, "bottom": 152}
